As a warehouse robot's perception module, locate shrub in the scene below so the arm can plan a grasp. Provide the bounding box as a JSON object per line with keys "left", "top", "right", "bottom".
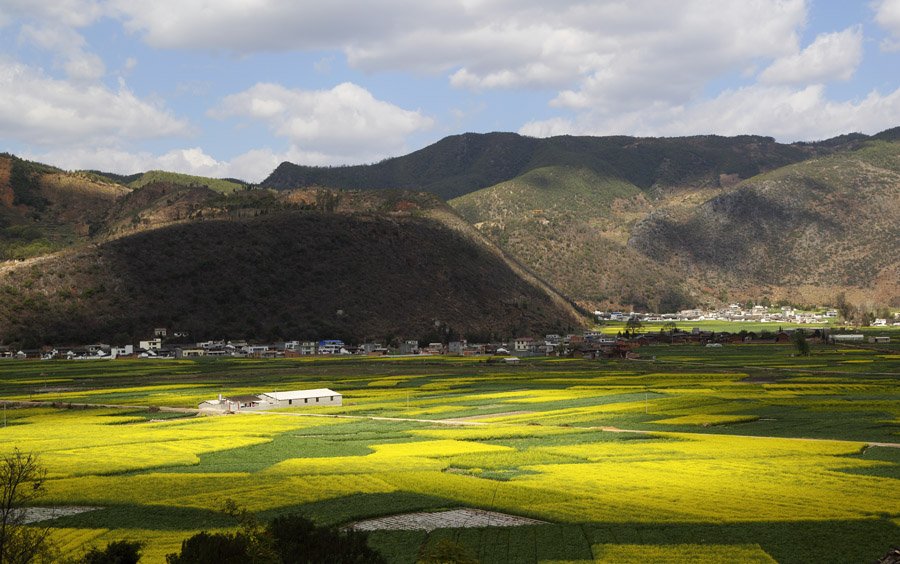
{"left": 78, "top": 540, "right": 143, "bottom": 564}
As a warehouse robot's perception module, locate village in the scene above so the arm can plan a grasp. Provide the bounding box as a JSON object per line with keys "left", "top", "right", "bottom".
{"left": 0, "top": 318, "right": 887, "bottom": 362}
{"left": 599, "top": 304, "right": 841, "bottom": 324}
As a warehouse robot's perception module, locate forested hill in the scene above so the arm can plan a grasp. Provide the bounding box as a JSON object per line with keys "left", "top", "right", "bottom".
{"left": 260, "top": 131, "right": 866, "bottom": 200}
{"left": 0, "top": 184, "right": 585, "bottom": 347}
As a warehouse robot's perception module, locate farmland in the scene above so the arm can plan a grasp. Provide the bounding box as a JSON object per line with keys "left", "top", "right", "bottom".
{"left": 1, "top": 340, "right": 899, "bottom": 563}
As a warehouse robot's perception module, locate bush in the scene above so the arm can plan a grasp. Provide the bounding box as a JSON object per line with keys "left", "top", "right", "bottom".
{"left": 269, "top": 514, "right": 385, "bottom": 564}
{"left": 166, "top": 504, "right": 385, "bottom": 564}
{"left": 165, "top": 532, "right": 253, "bottom": 564}
{"left": 78, "top": 540, "right": 143, "bottom": 564}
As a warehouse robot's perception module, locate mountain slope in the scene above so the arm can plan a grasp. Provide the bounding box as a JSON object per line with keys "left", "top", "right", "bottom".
{"left": 0, "top": 154, "right": 129, "bottom": 260}
{"left": 262, "top": 132, "right": 857, "bottom": 201}
{"left": 628, "top": 139, "right": 900, "bottom": 305}
{"left": 451, "top": 165, "right": 696, "bottom": 311}
{"left": 0, "top": 191, "right": 585, "bottom": 346}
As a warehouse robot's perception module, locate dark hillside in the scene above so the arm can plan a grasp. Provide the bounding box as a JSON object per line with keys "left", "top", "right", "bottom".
{"left": 0, "top": 210, "right": 584, "bottom": 346}
{"left": 262, "top": 132, "right": 862, "bottom": 200}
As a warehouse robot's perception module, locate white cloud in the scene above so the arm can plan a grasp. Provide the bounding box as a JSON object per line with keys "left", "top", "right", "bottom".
{"left": 112, "top": 0, "right": 806, "bottom": 102}
{"left": 22, "top": 146, "right": 223, "bottom": 177}
{"left": 758, "top": 27, "right": 863, "bottom": 85}
{"left": 0, "top": 60, "right": 192, "bottom": 147}
{"left": 874, "top": 0, "right": 900, "bottom": 51}
{"left": 0, "top": 0, "right": 103, "bottom": 27}
{"left": 20, "top": 145, "right": 318, "bottom": 184}
{"left": 18, "top": 23, "right": 106, "bottom": 80}
{"left": 109, "top": 0, "right": 456, "bottom": 54}
{"left": 210, "top": 82, "right": 434, "bottom": 161}
{"left": 520, "top": 84, "right": 900, "bottom": 142}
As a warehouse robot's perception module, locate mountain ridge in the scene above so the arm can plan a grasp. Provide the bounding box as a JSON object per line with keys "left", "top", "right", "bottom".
{"left": 260, "top": 131, "right": 867, "bottom": 200}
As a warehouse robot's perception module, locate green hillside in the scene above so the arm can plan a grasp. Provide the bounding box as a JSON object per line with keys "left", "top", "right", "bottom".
{"left": 451, "top": 165, "right": 695, "bottom": 311}
{"left": 452, "top": 165, "right": 641, "bottom": 222}
{"left": 129, "top": 170, "right": 248, "bottom": 194}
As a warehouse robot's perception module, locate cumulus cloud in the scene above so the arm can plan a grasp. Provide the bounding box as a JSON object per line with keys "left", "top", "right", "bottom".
{"left": 520, "top": 84, "right": 900, "bottom": 143}
{"left": 0, "top": 0, "right": 103, "bottom": 27}
{"left": 18, "top": 23, "right": 106, "bottom": 80}
{"left": 874, "top": 0, "right": 900, "bottom": 51}
{"left": 22, "top": 146, "right": 225, "bottom": 178}
{"left": 0, "top": 60, "right": 192, "bottom": 147}
{"left": 21, "top": 145, "right": 320, "bottom": 184}
{"left": 112, "top": 0, "right": 805, "bottom": 99}
{"left": 109, "top": 0, "right": 456, "bottom": 54}
{"left": 210, "top": 82, "right": 434, "bottom": 162}
{"left": 758, "top": 27, "right": 863, "bottom": 85}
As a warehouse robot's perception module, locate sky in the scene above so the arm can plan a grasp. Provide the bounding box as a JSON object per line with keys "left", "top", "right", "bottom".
{"left": 1, "top": 0, "right": 900, "bottom": 183}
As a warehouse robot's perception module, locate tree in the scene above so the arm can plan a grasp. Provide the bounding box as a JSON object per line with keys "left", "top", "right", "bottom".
{"left": 269, "top": 514, "right": 385, "bottom": 564}
{"left": 835, "top": 292, "right": 853, "bottom": 322}
{"left": 791, "top": 330, "right": 810, "bottom": 357}
{"left": 0, "top": 448, "right": 55, "bottom": 564}
{"left": 625, "top": 317, "right": 643, "bottom": 335}
{"left": 166, "top": 501, "right": 385, "bottom": 564}
{"left": 165, "top": 532, "right": 255, "bottom": 564}
{"left": 78, "top": 540, "right": 143, "bottom": 564}
{"left": 661, "top": 321, "right": 677, "bottom": 343}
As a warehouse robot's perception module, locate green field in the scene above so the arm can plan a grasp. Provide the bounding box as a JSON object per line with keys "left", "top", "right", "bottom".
{"left": 1, "top": 342, "right": 899, "bottom": 563}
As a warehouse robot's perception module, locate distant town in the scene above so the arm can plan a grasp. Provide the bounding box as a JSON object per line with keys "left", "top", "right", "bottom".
{"left": 601, "top": 304, "right": 900, "bottom": 326}
{"left": 2, "top": 303, "right": 897, "bottom": 362}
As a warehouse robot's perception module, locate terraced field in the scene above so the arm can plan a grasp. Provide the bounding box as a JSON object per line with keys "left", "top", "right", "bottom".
{"left": 1, "top": 341, "right": 898, "bottom": 563}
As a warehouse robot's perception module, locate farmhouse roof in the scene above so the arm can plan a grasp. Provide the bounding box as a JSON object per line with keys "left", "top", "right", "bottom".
{"left": 262, "top": 388, "right": 340, "bottom": 401}
{"left": 225, "top": 394, "right": 262, "bottom": 403}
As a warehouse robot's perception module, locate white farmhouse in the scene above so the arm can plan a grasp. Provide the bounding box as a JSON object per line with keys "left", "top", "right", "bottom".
{"left": 258, "top": 388, "right": 342, "bottom": 408}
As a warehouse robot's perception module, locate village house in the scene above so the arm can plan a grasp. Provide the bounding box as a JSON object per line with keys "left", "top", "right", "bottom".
{"left": 447, "top": 340, "right": 467, "bottom": 355}
{"left": 175, "top": 347, "right": 205, "bottom": 359}
{"left": 318, "top": 340, "right": 345, "bottom": 355}
{"left": 110, "top": 345, "right": 134, "bottom": 359}
{"left": 361, "top": 343, "right": 389, "bottom": 356}
{"left": 139, "top": 338, "right": 162, "bottom": 351}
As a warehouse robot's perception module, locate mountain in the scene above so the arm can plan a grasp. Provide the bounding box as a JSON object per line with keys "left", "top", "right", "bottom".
{"left": 261, "top": 132, "right": 864, "bottom": 200}
{"left": 2, "top": 126, "right": 897, "bottom": 343}
{"left": 262, "top": 131, "right": 874, "bottom": 311}
{"left": 450, "top": 165, "right": 691, "bottom": 311}
{"left": 0, "top": 154, "right": 128, "bottom": 260}
{"left": 628, "top": 138, "right": 900, "bottom": 307}
{"left": 0, "top": 171, "right": 585, "bottom": 346}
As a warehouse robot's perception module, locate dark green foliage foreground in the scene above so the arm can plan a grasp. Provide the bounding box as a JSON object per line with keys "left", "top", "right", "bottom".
{"left": 165, "top": 507, "right": 385, "bottom": 564}
{"left": 77, "top": 540, "right": 143, "bottom": 564}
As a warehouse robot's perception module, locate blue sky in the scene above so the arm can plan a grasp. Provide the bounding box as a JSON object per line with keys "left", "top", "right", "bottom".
{"left": 1, "top": 0, "right": 900, "bottom": 183}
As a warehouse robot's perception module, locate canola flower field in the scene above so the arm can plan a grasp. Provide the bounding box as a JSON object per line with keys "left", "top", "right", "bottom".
{"left": 1, "top": 339, "right": 899, "bottom": 564}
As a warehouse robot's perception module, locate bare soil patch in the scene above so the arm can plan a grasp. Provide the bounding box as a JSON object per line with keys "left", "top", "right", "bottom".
{"left": 21, "top": 506, "right": 100, "bottom": 524}
{"left": 346, "top": 508, "right": 547, "bottom": 531}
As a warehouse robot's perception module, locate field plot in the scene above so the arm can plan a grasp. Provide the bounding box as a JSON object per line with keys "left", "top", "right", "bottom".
{"left": 0, "top": 343, "right": 899, "bottom": 564}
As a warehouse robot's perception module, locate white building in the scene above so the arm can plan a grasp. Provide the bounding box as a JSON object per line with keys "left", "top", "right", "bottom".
{"left": 258, "top": 389, "right": 342, "bottom": 408}
{"left": 139, "top": 338, "right": 162, "bottom": 351}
